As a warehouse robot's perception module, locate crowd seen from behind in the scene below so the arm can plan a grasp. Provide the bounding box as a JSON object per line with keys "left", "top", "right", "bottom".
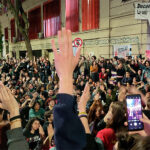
{"left": 0, "top": 29, "right": 150, "bottom": 150}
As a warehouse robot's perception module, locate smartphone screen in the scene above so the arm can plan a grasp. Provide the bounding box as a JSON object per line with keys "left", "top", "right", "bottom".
{"left": 126, "top": 94, "right": 144, "bottom": 131}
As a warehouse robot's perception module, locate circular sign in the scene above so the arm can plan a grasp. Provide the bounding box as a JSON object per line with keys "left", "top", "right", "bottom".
{"left": 74, "top": 38, "right": 83, "bottom": 47}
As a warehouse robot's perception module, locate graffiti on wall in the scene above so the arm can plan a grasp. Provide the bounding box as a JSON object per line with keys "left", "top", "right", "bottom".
{"left": 84, "top": 36, "right": 140, "bottom": 47}
{"left": 11, "top": 36, "right": 140, "bottom": 51}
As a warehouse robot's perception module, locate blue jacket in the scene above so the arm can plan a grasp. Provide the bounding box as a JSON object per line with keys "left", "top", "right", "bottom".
{"left": 53, "top": 94, "right": 86, "bottom": 150}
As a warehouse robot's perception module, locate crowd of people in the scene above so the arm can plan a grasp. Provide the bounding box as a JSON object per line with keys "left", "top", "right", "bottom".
{"left": 0, "top": 28, "right": 150, "bottom": 150}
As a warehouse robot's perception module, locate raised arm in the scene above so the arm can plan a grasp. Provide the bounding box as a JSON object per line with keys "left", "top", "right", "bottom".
{"left": 51, "top": 28, "right": 86, "bottom": 150}
{"left": 0, "top": 82, "right": 29, "bottom": 150}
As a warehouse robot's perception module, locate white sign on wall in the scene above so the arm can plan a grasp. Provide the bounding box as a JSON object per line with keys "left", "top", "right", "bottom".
{"left": 113, "top": 45, "right": 132, "bottom": 58}
{"left": 135, "top": 3, "right": 150, "bottom": 23}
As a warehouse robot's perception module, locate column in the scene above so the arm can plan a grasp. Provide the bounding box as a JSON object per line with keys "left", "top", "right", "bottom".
{"left": 61, "top": 0, "right": 66, "bottom": 27}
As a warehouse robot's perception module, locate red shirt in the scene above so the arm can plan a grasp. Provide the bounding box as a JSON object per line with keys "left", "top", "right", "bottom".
{"left": 99, "top": 72, "right": 107, "bottom": 80}
{"left": 96, "top": 128, "right": 116, "bottom": 150}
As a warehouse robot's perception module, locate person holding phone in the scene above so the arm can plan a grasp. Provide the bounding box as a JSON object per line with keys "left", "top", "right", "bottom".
{"left": 126, "top": 94, "right": 144, "bottom": 131}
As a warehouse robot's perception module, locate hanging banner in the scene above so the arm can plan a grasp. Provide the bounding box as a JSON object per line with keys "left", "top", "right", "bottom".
{"left": 113, "top": 45, "right": 132, "bottom": 58}
{"left": 135, "top": 3, "right": 150, "bottom": 23}
{"left": 146, "top": 50, "right": 150, "bottom": 60}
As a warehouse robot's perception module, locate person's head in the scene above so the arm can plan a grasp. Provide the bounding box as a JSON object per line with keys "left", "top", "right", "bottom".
{"left": 133, "top": 77, "right": 137, "bottom": 83}
{"left": 125, "top": 72, "right": 130, "bottom": 78}
{"left": 40, "top": 91, "right": 48, "bottom": 100}
{"left": 32, "top": 77, "right": 36, "bottom": 82}
{"left": 107, "top": 88, "right": 112, "bottom": 94}
{"left": 145, "top": 61, "right": 150, "bottom": 67}
{"left": 44, "top": 110, "right": 53, "bottom": 122}
{"left": 88, "top": 101, "right": 103, "bottom": 123}
{"left": 116, "top": 133, "right": 150, "bottom": 150}
{"left": 92, "top": 61, "right": 96, "bottom": 66}
{"left": 49, "top": 89, "right": 54, "bottom": 96}
{"left": 49, "top": 99, "right": 55, "bottom": 107}
{"left": 145, "top": 84, "right": 150, "bottom": 93}
{"left": 115, "top": 132, "right": 141, "bottom": 150}
{"left": 106, "top": 68, "right": 110, "bottom": 73}
{"left": 146, "top": 97, "right": 150, "bottom": 110}
{"left": 126, "top": 82, "right": 131, "bottom": 88}
{"left": 94, "top": 93, "right": 101, "bottom": 101}
{"left": 81, "top": 56, "right": 85, "bottom": 61}
{"left": 11, "top": 89, "right": 16, "bottom": 95}
{"left": 106, "top": 60, "right": 110, "bottom": 64}
{"left": 138, "top": 69, "right": 142, "bottom": 75}
{"left": 118, "top": 63, "right": 123, "bottom": 69}
{"left": 86, "top": 75, "right": 89, "bottom": 80}
{"left": 92, "top": 56, "right": 96, "bottom": 61}
{"left": 80, "top": 80, "right": 84, "bottom": 86}
{"left": 28, "top": 83, "right": 33, "bottom": 90}
{"left": 107, "top": 102, "right": 126, "bottom": 131}
{"left": 40, "top": 85, "right": 45, "bottom": 92}
{"left": 101, "top": 67, "right": 105, "bottom": 73}
{"left": 132, "top": 136, "right": 150, "bottom": 150}
{"left": 25, "top": 117, "right": 40, "bottom": 132}
{"left": 95, "top": 105, "right": 103, "bottom": 118}
{"left": 81, "top": 71, "right": 84, "bottom": 76}
{"left": 131, "top": 60, "right": 135, "bottom": 65}
{"left": 48, "top": 76, "right": 53, "bottom": 81}
{"left": 33, "top": 101, "right": 41, "bottom": 111}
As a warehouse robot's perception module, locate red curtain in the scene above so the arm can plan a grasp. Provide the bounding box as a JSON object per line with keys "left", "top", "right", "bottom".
{"left": 4, "top": 27, "right": 8, "bottom": 41}
{"left": 28, "top": 6, "right": 41, "bottom": 39}
{"left": 66, "top": 0, "right": 79, "bottom": 32}
{"left": 82, "top": 0, "right": 99, "bottom": 31}
{"left": 11, "top": 0, "right": 14, "bottom": 5}
{"left": 43, "top": 0, "right": 61, "bottom": 37}
{"left": 10, "top": 19, "right": 16, "bottom": 42}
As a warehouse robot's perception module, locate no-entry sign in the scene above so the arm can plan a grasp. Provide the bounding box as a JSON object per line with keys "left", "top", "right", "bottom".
{"left": 73, "top": 38, "right": 83, "bottom": 47}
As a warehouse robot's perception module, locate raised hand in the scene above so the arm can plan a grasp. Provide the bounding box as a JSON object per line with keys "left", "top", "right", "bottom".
{"left": 78, "top": 83, "right": 90, "bottom": 112}
{"left": 51, "top": 28, "right": 81, "bottom": 80}
{"left": 0, "top": 82, "right": 19, "bottom": 118}
{"left": 51, "top": 28, "right": 81, "bottom": 94}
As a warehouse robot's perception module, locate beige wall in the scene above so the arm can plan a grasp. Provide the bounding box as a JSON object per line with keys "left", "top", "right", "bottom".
{"left": 0, "top": 0, "right": 150, "bottom": 61}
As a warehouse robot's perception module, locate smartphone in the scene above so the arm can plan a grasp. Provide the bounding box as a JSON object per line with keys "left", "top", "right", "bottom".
{"left": 126, "top": 94, "right": 144, "bottom": 131}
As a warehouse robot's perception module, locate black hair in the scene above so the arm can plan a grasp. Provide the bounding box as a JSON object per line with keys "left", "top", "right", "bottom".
{"left": 32, "top": 101, "right": 41, "bottom": 109}
{"left": 41, "top": 91, "right": 49, "bottom": 99}
{"left": 117, "top": 132, "right": 141, "bottom": 150}
{"left": 44, "top": 110, "right": 53, "bottom": 121}
{"left": 25, "top": 117, "right": 40, "bottom": 132}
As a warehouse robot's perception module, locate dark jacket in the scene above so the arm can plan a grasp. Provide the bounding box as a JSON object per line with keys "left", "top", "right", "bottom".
{"left": 53, "top": 94, "right": 86, "bottom": 150}
{"left": 7, "top": 127, "right": 29, "bottom": 150}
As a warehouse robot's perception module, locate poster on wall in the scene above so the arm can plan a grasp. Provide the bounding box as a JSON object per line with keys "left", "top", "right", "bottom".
{"left": 135, "top": 3, "right": 150, "bottom": 24}
{"left": 113, "top": 45, "right": 132, "bottom": 58}
{"left": 146, "top": 50, "right": 150, "bottom": 60}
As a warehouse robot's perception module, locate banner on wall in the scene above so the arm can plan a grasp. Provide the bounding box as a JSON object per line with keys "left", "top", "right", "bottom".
{"left": 146, "top": 50, "right": 150, "bottom": 60}
{"left": 113, "top": 45, "right": 132, "bottom": 58}
{"left": 135, "top": 3, "right": 150, "bottom": 24}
